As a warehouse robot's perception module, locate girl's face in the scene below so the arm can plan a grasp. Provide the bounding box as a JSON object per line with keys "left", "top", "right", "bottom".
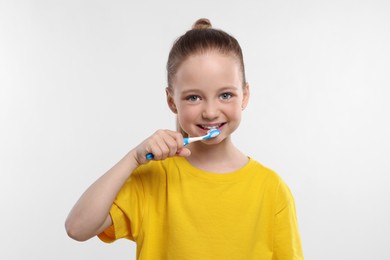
{"left": 167, "top": 51, "right": 249, "bottom": 144}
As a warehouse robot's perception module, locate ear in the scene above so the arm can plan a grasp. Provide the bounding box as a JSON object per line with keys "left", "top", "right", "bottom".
{"left": 166, "top": 87, "right": 178, "bottom": 114}
{"left": 241, "top": 83, "right": 250, "bottom": 110}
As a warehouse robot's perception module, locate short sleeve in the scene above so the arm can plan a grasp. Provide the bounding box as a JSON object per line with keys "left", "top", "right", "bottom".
{"left": 273, "top": 181, "right": 304, "bottom": 260}
{"left": 98, "top": 171, "right": 145, "bottom": 243}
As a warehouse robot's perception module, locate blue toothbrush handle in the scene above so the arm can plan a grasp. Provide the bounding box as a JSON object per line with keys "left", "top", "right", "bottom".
{"left": 145, "top": 138, "right": 190, "bottom": 160}
{"left": 146, "top": 153, "right": 154, "bottom": 160}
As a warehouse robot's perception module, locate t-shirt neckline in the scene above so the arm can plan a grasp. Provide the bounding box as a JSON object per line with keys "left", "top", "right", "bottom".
{"left": 174, "top": 156, "right": 254, "bottom": 182}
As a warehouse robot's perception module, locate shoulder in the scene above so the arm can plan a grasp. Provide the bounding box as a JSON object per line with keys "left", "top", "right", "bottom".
{"left": 248, "top": 158, "right": 284, "bottom": 184}
{"left": 133, "top": 157, "right": 177, "bottom": 175}
{"left": 248, "top": 158, "right": 294, "bottom": 206}
{"left": 130, "top": 157, "right": 179, "bottom": 184}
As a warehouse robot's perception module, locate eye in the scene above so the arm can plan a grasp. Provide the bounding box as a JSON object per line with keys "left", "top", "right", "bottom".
{"left": 220, "top": 92, "right": 233, "bottom": 100}
{"left": 186, "top": 95, "right": 201, "bottom": 102}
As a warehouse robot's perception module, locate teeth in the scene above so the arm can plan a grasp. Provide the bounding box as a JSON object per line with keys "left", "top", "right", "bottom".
{"left": 201, "top": 124, "right": 222, "bottom": 130}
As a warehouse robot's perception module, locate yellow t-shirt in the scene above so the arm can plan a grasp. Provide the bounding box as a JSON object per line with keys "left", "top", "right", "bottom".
{"left": 98, "top": 156, "right": 303, "bottom": 260}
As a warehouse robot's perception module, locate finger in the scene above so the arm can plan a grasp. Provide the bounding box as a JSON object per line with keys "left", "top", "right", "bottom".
{"left": 166, "top": 133, "right": 183, "bottom": 157}
{"left": 176, "top": 147, "right": 191, "bottom": 157}
{"left": 167, "top": 131, "right": 184, "bottom": 149}
{"left": 156, "top": 130, "right": 183, "bottom": 158}
{"left": 152, "top": 135, "right": 176, "bottom": 160}
{"left": 143, "top": 130, "right": 185, "bottom": 161}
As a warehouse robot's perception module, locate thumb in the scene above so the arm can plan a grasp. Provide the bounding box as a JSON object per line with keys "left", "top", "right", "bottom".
{"left": 176, "top": 147, "right": 191, "bottom": 157}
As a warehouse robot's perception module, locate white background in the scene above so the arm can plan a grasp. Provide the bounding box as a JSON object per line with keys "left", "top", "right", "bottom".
{"left": 1, "top": 0, "right": 389, "bottom": 259}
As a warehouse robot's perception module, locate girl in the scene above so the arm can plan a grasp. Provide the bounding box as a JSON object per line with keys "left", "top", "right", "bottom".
{"left": 66, "top": 18, "right": 304, "bottom": 260}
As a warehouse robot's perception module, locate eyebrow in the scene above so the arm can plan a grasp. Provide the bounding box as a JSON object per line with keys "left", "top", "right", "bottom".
{"left": 219, "top": 86, "right": 239, "bottom": 92}
{"left": 179, "top": 86, "right": 238, "bottom": 96}
{"left": 180, "top": 89, "right": 201, "bottom": 96}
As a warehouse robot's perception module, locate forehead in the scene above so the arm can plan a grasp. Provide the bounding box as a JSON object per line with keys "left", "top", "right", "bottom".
{"left": 173, "top": 51, "right": 242, "bottom": 91}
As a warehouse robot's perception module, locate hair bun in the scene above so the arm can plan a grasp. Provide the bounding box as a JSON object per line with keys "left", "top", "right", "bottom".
{"left": 192, "top": 18, "right": 212, "bottom": 30}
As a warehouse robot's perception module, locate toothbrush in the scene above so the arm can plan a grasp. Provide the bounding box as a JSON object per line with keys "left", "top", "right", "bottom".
{"left": 146, "top": 129, "right": 220, "bottom": 160}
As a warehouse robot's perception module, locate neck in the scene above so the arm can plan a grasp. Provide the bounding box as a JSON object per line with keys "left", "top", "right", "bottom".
{"left": 186, "top": 136, "right": 248, "bottom": 173}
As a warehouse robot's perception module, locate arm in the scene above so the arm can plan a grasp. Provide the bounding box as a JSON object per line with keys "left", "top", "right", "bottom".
{"left": 65, "top": 130, "right": 190, "bottom": 241}
{"left": 65, "top": 149, "right": 139, "bottom": 241}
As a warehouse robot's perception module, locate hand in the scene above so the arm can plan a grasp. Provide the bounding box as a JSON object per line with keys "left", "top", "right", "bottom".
{"left": 133, "top": 129, "right": 191, "bottom": 165}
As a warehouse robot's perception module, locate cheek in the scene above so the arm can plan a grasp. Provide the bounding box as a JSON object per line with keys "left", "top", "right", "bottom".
{"left": 178, "top": 106, "right": 198, "bottom": 123}
{"left": 226, "top": 101, "right": 242, "bottom": 118}
{"left": 177, "top": 107, "right": 200, "bottom": 135}
{"left": 230, "top": 109, "right": 242, "bottom": 122}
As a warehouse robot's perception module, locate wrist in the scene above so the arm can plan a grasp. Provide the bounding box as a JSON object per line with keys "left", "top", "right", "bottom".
{"left": 125, "top": 149, "right": 141, "bottom": 170}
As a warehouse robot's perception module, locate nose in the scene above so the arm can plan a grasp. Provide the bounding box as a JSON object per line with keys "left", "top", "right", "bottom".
{"left": 202, "top": 101, "right": 220, "bottom": 120}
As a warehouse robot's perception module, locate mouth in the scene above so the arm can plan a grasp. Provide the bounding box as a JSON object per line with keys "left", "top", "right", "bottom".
{"left": 197, "top": 123, "right": 226, "bottom": 131}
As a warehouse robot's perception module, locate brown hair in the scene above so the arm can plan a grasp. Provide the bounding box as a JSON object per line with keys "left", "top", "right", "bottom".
{"left": 167, "top": 18, "right": 246, "bottom": 89}
{"left": 167, "top": 18, "right": 247, "bottom": 137}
